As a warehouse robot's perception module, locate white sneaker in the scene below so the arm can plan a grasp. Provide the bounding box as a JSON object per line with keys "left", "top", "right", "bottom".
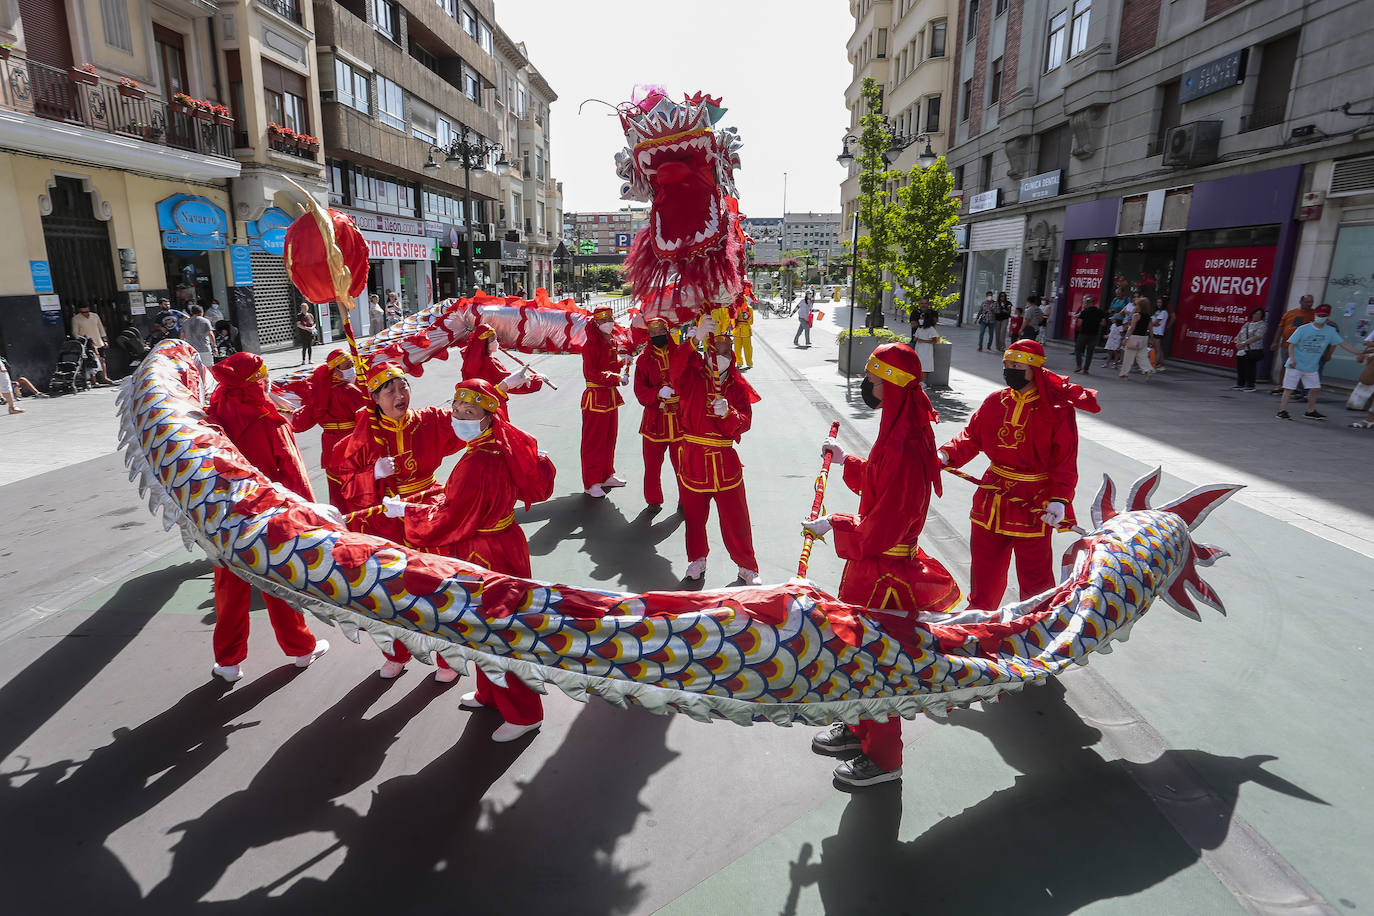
{"left": 459, "top": 691, "right": 486, "bottom": 710}
{"left": 294, "top": 639, "right": 330, "bottom": 668}
{"left": 737, "top": 568, "right": 762, "bottom": 586}
{"left": 684, "top": 557, "right": 707, "bottom": 580}
{"left": 434, "top": 665, "right": 459, "bottom": 683}
{"left": 492, "top": 720, "right": 542, "bottom": 743}
{"left": 378, "top": 659, "right": 407, "bottom": 679}
{"left": 211, "top": 664, "right": 242, "bottom": 683}
{"left": 585, "top": 485, "right": 607, "bottom": 498}
{"left": 602, "top": 474, "right": 627, "bottom": 489}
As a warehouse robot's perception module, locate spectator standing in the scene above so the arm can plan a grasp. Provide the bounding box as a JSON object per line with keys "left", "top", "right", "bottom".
{"left": 1103, "top": 315, "right": 1126, "bottom": 369}
{"left": 1, "top": 356, "right": 25, "bottom": 414}
{"left": 204, "top": 299, "right": 225, "bottom": 325}
{"left": 1008, "top": 307, "right": 1025, "bottom": 342}
{"left": 71, "top": 303, "right": 113, "bottom": 384}
{"left": 1021, "top": 295, "right": 1045, "bottom": 343}
{"left": 155, "top": 298, "right": 188, "bottom": 339}
{"left": 912, "top": 310, "right": 939, "bottom": 384}
{"left": 1148, "top": 303, "right": 1170, "bottom": 370}
{"left": 1232, "top": 308, "right": 1267, "bottom": 391}
{"left": 993, "top": 292, "right": 1012, "bottom": 350}
{"left": 1118, "top": 298, "right": 1155, "bottom": 381}
{"left": 385, "top": 290, "right": 402, "bottom": 322}
{"left": 793, "top": 289, "right": 813, "bottom": 347}
{"left": 1277, "top": 304, "right": 1363, "bottom": 420}
{"left": 1271, "top": 295, "right": 1316, "bottom": 394}
{"left": 975, "top": 293, "right": 997, "bottom": 352}
{"left": 1109, "top": 284, "right": 1132, "bottom": 317}
{"left": 294, "top": 304, "right": 317, "bottom": 365}
{"left": 369, "top": 294, "right": 385, "bottom": 334}
{"left": 183, "top": 305, "right": 215, "bottom": 366}
{"left": 1073, "top": 295, "right": 1106, "bottom": 374}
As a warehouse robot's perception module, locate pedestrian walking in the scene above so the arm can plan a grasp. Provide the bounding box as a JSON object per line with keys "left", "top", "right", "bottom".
{"left": 804, "top": 343, "right": 960, "bottom": 787}
{"left": 1271, "top": 295, "right": 1316, "bottom": 395}
{"left": 1276, "top": 304, "right": 1363, "bottom": 420}
{"left": 975, "top": 293, "right": 997, "bottom": 351}
{"left": 294, "top": 304, "right": 317, "bottom": 365}
{"left": 1103, "top": 315, "right": 1125, "bottom": 369}
{"left": 1, "top": 356, "right": 25, "bottom": 414}
{"left": 204, "top": 353, "right": 331, "bottom": 682}
{"left": 1118, "top": 298, "right": 1155, "bottom": 381}
{"left": 1073, "top": 295, "right": 1106, "bottom": 374}
{"left": 793, "top": 291, "right": 813, "bottom": 347}
{"left": 183, "top": 305, "right": 215, "bottom": 367}
{"left": 1232, "top": 307, "right": 1267, "bottom": 391}
{"left": 993, "top": 292, "right": 1012, "bottom": 350}
{"left": 581, "top": 306, "right": 628, "bottom": 497}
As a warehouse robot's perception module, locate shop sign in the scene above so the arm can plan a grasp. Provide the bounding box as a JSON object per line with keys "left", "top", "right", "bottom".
{"left": 246, "top": 208, "right": 292, "bottom": 256}
{"left": 29, "top": 260, "right": 53, "bottom": 293}
{"left": 156, "top": 195, "right": 228, "bottom": 251}
{"left": 162, "top": 231, "right": 226, "bottom": 251}
{"left": 1019, "top": 170, "right": 1062, "bottom": 203}
{"left": 346, "top": 209, "right": 426, "bottom": 237}
{"left": 1174, "top": 245, "right": 1276, "bottom": 367}
{"left": 1065, "top": 253, "right": 1107, "bottom": 332}
{"left": 38, "top": 293, "right": 61, "bottom": 311}
{"left": 230, "top": 245, "right": 254, "bottom": 286}
{"left": 969, "top": 189, "right": 1000, "bottom": 214}
{"left": 362, "top": 230, "right": 436, "bottom": 261}
{"left": 499, "top": 241, "right": 529, "bottom": 266}
{"left": 1180, "top": 49, "right": 1248, "bottom": 105}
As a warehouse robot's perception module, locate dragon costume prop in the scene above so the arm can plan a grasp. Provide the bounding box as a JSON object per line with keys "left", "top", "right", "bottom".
{"left": 119, "top": 339, "right": 1238, "bottom": 724}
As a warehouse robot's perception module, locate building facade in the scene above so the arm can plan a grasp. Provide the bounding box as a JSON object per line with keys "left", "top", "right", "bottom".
{"left": 564, "top": 208, "right": 648, "bottom": 257}
{"left": 784, "top": 211, "right": 844, "bottom": 268}
{"left": 943, "top": 0, "right": 1374, "bottom": 377}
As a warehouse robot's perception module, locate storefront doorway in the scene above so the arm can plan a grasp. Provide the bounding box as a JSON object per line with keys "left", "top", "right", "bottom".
{"left": 41, "top": 177, "right": 120, "bottom": 336}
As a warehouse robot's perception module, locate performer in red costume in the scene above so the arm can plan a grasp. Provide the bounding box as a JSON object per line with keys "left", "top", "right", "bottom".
{"left": 801, "top": 343, "right": 961, "bottom": 787}
{"left": 288, "top": 349, "right": 369, "bottom": 506}
{"left": 673, "top": 319, "right": 762, "bottom": 585}
{"left": 581, "top": 305, "right": 628, "bottom": 498}
{"left": 333, "top": 360, "right": 461, "bottom": 678}
{"left": 205, "top": 352, "right": 330, "bottom": 682}
{"left": 940, "top": 339, "right": 1099, "bottom": 610}
{"left": 460, "top": 322, "right": 544, "bottom": 395}
{"left": 633, "top": 317, "right": 684, "bottom": 508}
{"left": 383, "top": 378, "right": 557, "bottom": 741}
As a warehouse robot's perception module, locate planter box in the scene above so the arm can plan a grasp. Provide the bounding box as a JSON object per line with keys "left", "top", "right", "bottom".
{"left": 927, "top": 340, "right": 953, "bottom": 388}
{"left": 169, "top": 101, "right": 192, "bottom": 115}
{"left": 69, "top": 68, "right": 99, "bottom": 86}
{"left": 838, "top": 334, "right": 883, "bottom": 376}
{"left": 0, "top": 48, "right": 11, "bottom": 61}
{"left": 213, "top": 113, "right": 233, "bottom": 126}
{"left": 191, "top": 108, "right": 214, "bottom": 121}
{"left": 118, "top": 85, "right": 145, "bottom": 100}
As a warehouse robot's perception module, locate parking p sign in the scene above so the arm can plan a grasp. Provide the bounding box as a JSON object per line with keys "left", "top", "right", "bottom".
{"left": 614, "top": 232, "right": 631, "bottom": 248}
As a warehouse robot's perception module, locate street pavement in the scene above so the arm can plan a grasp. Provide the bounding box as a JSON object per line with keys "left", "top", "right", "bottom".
{"left": 0, "top": 303, "right": 1369, "bottom": 914}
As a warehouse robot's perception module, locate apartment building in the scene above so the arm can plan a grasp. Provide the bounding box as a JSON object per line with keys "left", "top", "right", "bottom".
{"left": 841, "top": 0, "right": 957, "bottom": 227}
{"left": 741, "top": 216, "right": 783, "bottom": 264}
{"left": 564, "top": 209, "right": 649, "bottom": 258}
{"left": 784, "top": 212, "right": 844, "bottom": 266}
{"left": 945, "top": 0, "right": 1374, "bottom": 378}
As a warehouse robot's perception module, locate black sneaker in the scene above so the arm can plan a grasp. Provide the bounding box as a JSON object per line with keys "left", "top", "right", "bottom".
{"left": 1276, "top": 410, "right": 1292, "bottom": 420}
{"left": 1243, "top": 387, "right": 1257, "bottom": 392}
{"left": 1230, "top": 385, "right": 1245, "bottom": 390}
{"left": 833, "top": 753, "right": 902, "bottom": 787}
{"left": 811, "top": 722, "right": 862, "bottom": 756}
{"left": 1305, "top": 410, "right": 1327, "bottom": 421}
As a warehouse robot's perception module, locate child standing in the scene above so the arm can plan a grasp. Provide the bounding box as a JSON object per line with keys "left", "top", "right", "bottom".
{"left": 1103, "top": 316, "right": 1125, "bottom": 369}
{"left": 1008, "top": 307, "right": 1025, "bottom": 342}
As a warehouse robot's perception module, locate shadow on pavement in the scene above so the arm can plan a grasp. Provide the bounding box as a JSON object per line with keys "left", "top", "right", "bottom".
{"left": 526, "top": 492, "right": 681, "bottom": 592}
{"left": 784, "top": 682, "right": 1326, "bottom": 915}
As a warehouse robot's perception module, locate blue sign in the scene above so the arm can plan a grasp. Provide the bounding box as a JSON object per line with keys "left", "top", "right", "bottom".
{"left": 230, "top": 245, "right": 254, "bottom": 286}
{"left": 615, "top": 232, "right": 631, "bottom": 248}
{"left": 156, "top": 194, "right": 228, "bottom": 250}
{"left": 29, "top": 260, "right": 53, "bottom": 293}
{"left": 246, "top": 207, "right": 291, "bottom": 256}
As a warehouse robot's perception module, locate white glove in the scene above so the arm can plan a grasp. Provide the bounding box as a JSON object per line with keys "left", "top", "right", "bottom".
{"left": 658, "top": 385, "right": 675, "bottom": 399}
{"left": 308, "top": 502, "right": 345, "bottom": 526}
{"left": 936, "top": 449, "right": 949, "bottom": 468}
{"left": 618, "top": 371, "right": 631, "bottom": 386}
{"left": 373, "top": 456, "right": 396, "bottom": 479}
{"left": 382, "top": 496, "right": 408, "bottom": 519}
{"left": 691, "top": 321, "right": 713, "bottom": 343}
{"left": 822, "top": 437, "right": 845, "bottom": 463}
{"left": 501, "top": 366, "right": 531, "bottom": 388}
{"left": 801, "top": 516, "right": 833, "bottom": 538}
{"left": 711, "top": 396, "right": 729, "bottom": 417}
{"left": 1041, "top": 501, "right": 1066, "bottom": 527}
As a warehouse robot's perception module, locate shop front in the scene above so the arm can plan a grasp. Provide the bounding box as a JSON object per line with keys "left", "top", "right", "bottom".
{"left": 157, "top": 194, "right": 229, "bottom": 318}
{"left": 345, "top": 210, "right": 441, "bottom": 324}
{"left": 961, "top": 203, "right": 1025, "bottom": 324}
{"left": 242, "top": 206, "right": 297, "bottom": 348}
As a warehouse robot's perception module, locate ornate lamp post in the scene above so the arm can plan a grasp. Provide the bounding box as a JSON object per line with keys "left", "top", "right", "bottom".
{"left": 424, "top": 133, "right": 506, "bottom": 297}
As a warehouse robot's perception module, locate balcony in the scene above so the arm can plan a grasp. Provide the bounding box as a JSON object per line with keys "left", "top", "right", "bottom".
{"left": 259, "top": 0, "right": 303, "bottom": 25}
{"left": 0, "top": 56, "right": 238, "bottom": 178}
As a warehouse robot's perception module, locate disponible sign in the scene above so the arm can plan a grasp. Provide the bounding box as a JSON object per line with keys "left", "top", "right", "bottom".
{"left": 363, "top": 231, "right": 436, "bottom": 261}
{"left": 1174, "top": 246, "right": 1276, "bottom": 367}
{"left": 1066, "top": 253, "right": 1106, "bottom": 333}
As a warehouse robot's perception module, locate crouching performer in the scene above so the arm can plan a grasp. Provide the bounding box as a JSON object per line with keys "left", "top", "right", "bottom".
{"left": 384, "top": 379, "right": 556, "bottom": 741}
{"left": 801, "top": 343, "right": 960, "bottom": 787}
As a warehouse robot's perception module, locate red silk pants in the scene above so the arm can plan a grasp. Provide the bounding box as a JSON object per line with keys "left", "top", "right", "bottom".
{"left": 474, "top": 667, "right": 543, "bottom": 725}
{"left": 212, "top": 566, "right": 317, "bottom": 667}
{"left": 581, "top": 408, "right": 618, "bottom": 488}
{"left": 642, "top": 437, "right": 681, "bottom": 505}
{"left": 967, "top": 524, "right": 1056, "bottom": 611}
{"left": 680, "top": 483, "right": 758, "bottom": 571}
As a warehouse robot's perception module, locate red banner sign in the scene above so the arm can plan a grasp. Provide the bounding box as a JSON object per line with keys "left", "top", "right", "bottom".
{"left": 1065, "top": 253, "right": 1106, "bottom": 335}
{"left": 1173, "top": 246, "right": 1276, "bottom": 367}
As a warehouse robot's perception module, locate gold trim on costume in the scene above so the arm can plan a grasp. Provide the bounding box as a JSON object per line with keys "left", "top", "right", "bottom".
{"left": 453, "top": 385, "right": 503, "bottom": 413}
{"left": 989, "top": 464, "right": 1049, "bottom": 482}
{"left": 864, "top": 354, "right": 917, "bottom": 388}
{"left": 397, "top": 475, "right": 436, "bottom": 495}
{"left": 476, "top": 513, "right": 515, "bottom": 533}
{"left": 1003, "top": 348, "right": 1046, "bottom": 367}
{"left": 881, "top": 542, "right": 920, "bottom": 559}
{"left": 683, "top": 434, "right": 732, "bottom": 448}
{"left": 321, "top": 421, "right": 355, "bottom": 431}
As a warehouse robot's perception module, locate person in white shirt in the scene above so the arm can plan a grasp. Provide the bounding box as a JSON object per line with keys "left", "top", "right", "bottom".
{"left": 183, "top": 305, "right": 215, "bottom": 366}
{"left": 793, "top": 291, "right": 814, "bottom": 347}
{"left": 71, "top": 303, "right": 112, "bottom": 384}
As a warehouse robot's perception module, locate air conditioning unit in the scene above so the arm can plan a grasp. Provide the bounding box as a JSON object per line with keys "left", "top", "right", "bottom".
{"left": 1163, "top": 121, "right": 1222, "bottom": 168}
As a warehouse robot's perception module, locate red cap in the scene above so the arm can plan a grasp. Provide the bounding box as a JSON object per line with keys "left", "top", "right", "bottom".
{"left": 1315, "top": 304, "right": 1332, "bottom": 316}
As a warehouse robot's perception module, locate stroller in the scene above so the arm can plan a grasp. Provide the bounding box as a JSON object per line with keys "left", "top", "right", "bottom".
{"left": 49, "top": 336, "right": 102, "bottom": 395}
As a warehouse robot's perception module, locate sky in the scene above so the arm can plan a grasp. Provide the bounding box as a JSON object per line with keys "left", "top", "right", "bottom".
{"left": 496, "top": 0, "right": 855, "bottom": 218}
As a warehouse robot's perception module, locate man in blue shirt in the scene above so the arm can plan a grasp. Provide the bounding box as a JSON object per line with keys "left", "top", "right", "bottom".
{"left": 1277, "top": 304, "right": 1363, "bottom": 420}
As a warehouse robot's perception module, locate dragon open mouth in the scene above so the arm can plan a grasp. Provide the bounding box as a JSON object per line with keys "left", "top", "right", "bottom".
{"left": 636, "top": 128, "right": 723, "bottom": 256}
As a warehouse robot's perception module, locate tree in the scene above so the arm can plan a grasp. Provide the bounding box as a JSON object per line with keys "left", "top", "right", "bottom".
{"left": 890, "top": 156, "right": 961, "bottom": 317}
{"left": 853, "top": 77, "right": 899, "bottom": 328}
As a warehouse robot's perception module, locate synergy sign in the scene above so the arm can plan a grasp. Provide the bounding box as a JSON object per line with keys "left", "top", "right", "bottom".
{"left": 1173, "top": 246, "right": 1276, "bottom": 367}
{"left": 1065, "top": 253, "right": 1106, "bottom": 333}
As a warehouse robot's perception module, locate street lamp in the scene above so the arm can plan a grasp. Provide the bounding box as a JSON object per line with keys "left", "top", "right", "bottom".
{"left": 837, "top": 128, "right": 938, "bottom": 168}
{"left": 424, "top": 133, "right": 506, "bottom": 297}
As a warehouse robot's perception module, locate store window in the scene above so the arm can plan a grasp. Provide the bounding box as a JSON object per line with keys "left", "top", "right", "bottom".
{"left": 1320, "top": 224, "right": 1374, "bottom": 383}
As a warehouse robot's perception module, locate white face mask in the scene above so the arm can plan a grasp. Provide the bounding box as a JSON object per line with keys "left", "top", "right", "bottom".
{"left": 714, "top": 354, "right": 731, "bottom": 372}
{"left": 339, "top": 366, "right": 356, "bottom": 382}
{"left": 452, "top": 417, "right": 485, "bottom": 440}
{"left": 598, "top": 321, "right": 614, "bottom": 333}
{"left": 1313, "top": 317, "right": 1328, "bottom": 326}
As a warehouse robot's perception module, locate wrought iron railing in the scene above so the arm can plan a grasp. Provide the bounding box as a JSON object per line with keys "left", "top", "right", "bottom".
{"left": 259, "top": 0, "right": 303, "bottom": 25}
{"left": 0, "top": 55, "right": 234, "bottom": 161}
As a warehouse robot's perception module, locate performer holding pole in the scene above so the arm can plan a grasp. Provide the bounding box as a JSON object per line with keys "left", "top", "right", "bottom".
{"left": 633, "top": 317, "right": 685, "bottom": 509}
{"left": 581, "top": 305, "right": 628, "bottom": 498}
{"left": 801, "top": 343, "right": 960, "bottom": 788}
{"left": 796, "top": 420, "right": 841, "bottom": 579}
{"left": 673, "top": 318, "right": 762, "bottom": 585}
{"left": 288, "top": 349, "right": 370, "bottom": 506}
{"left": 460, "top": 322, "right": 548, "bottom": 395}
{"left": 939, "top": 339, "right": 1099, "bottom": 610}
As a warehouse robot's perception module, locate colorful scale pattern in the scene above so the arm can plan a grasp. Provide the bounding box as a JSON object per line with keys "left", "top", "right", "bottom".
{"left": 120, "top": 343, "right": 1223, "bottom": 725}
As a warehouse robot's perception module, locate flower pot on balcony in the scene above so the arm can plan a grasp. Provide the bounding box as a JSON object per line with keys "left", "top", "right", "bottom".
{"left": 304, "top": 140, "right": 319, "bottom": 154}
{"left": 214, "top": 113, "right": 233, "bottom": 126}
{"left": 191, "top": 107, "right": 214, "bottom": 122}
{"left": 118, "top": 85, "right": 145, "bottom": 100}
{"left": 69, "top": 67, "right": 99, "bottom": 86}
{"left": 169, "top": 100, "right": 191, "bottom": 115}
{"left": 0, "top": 48, "right": 12, "bottom": 62}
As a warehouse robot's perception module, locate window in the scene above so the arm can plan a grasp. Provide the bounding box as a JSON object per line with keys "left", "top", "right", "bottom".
{"left": 981, "top": 153, "right": 993, "bottom": 191}
{"left": 410, "top": 97, "right": 437, "bottom": 144}
{"left": 462, "top": 5, "right": 479, "bottom": 41}
{"left": 961, "top": 79, "right": 972, "bottom": 121}
{"left": 996, "top": 0, "right": 1008, "bottom": 13}
{"left": 377, "top": 75, "right": 404, "bottom": 129}
{"left": 438, "top": 116, "right": 454, "bottom": 147}
{"left": 1246, "top": 31, "right": 1299, "bottom": 131}
{"left": 462, "top": 65, "right": 480, "bottom": 103}
{"left": 371, "top": 0, "right": 399, "bottom": 41}
{"left": 1046, "top": 9, "right": 1068, "bottom": 70}
{"left": 1037, "top": 123, "right": 1071, "bottom": 174}
{"left": 989, "top": 57, "right": 1003, "bottom": 102}
{"left": 262, "top": 59, "right": 309, "bottom": 132}
{"left": 1153, "top": 80, "right": 1180, "bottom": 154}
{"left": 335, "top": 59, "right": 370, "bottom": 114}
{"left": 1070, "top": 0, "right": 1091, "bottom": 57}
{"left": 535, "top": 148, "right": 545, "bottom": 180}
{"left": 953, "top": 165, "right": 964, "bottom": 189}
{"left": 409, "top": 39, "right": 436, "bottom": 72}
{"left": 101, "top": 0, "right": 132, "bottom": 52}
{"left": 967, "top": 0, "right": 980, "bottom": 37}
{"left": 155, "top": 25, "right": 188, "bottom": 96}
{"left": 876, "top": 28, "right": 888, "bottom": 58}
{"left": 929, "top": 20, "right": 946, "bottom": 57}
{"left": 925, "top": 94, "right": 941, "bottom": 133}
{"left": 479, "top": 22, "right": 493, "bottom": 55}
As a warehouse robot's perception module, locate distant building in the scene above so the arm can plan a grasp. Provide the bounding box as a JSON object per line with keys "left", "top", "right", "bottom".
{"left": 564, "top": 209, "right": 649, "bottom": 259}
{"left": 784, "top": 212, "right": 844, "bottom": 267}
{"left": 742, "top": 216, "right": 783, "bottom": 264}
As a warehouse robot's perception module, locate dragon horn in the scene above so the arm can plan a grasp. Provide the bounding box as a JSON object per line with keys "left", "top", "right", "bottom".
{"left": 1090, "top": 473, "right": 1118, "bottom": 529}
{"left": 1159, "top": 482, "right": 1245, "bottom": 531}
{"left": 1127, "top": 467, "right": 1162, "bottom": 511}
